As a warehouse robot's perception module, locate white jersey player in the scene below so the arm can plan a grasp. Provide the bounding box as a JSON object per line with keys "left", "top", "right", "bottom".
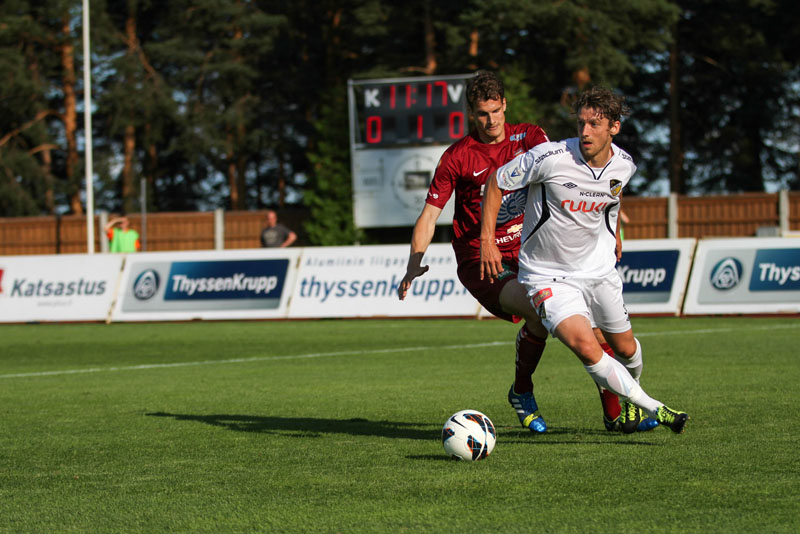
{"left": 499, "top": 136, "right": 633, "bottom": 280}
{"left": 495, "top": 137, "right": 634, "bottom": 335}
{"left": 480, "top": 86, "right": 689, "bottom": 434}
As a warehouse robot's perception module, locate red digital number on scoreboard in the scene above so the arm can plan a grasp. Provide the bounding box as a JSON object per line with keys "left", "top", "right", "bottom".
{"left": 356, "top": 77, "right": 470, "bottom": 147}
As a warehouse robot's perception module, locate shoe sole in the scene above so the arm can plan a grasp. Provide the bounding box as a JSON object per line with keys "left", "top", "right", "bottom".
{"left": 667, "top": 414, "right": 689, "bottom": 434}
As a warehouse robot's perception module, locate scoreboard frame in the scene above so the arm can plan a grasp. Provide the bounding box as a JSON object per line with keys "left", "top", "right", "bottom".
{"left": 348, "top": 74, "right": 473, "bottom": 228}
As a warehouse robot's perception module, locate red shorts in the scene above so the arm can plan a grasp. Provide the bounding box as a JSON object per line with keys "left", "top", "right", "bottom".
{"left": 456, "top": 255, "right": 520, "bottom": 323}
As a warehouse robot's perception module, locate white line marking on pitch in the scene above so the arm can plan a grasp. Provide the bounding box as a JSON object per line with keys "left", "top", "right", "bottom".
{"left": 1, "top": 323, "right": 797, "bottom": 380}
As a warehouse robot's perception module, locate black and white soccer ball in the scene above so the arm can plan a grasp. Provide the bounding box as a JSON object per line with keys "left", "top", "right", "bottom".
{"left": 441, "top": 409, "right": 496, "bottom": 461}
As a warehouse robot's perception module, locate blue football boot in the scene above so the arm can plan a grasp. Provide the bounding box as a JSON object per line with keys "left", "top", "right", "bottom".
{"left": 508, "top": 384, "right": 547, "bottom": 433}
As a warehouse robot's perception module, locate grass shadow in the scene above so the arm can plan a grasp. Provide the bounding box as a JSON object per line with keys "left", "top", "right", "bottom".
{"left": 147, "top": 412, "right": 437, "bottom": 440}
{"left": 147, "top": 413, "right": 663, "bottom": 445}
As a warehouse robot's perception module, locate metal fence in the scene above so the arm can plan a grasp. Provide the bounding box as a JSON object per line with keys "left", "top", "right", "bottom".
{"left": 1, "top": 192, "right": 799, "bottom": 256}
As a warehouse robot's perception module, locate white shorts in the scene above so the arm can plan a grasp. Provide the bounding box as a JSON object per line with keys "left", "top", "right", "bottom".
{"left": 524, "top": 272, "right": 631, "bottom": 335}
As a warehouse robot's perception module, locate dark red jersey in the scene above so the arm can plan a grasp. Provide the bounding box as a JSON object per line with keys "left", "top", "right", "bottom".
{"left": 425, "top": 123, "right": 549, "bottom": 262}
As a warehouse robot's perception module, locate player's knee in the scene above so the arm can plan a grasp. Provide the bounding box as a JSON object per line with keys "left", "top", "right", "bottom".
{"left": 523, "top": 319, "right": 547, "bottom": 339}
{"left": 571, "top": 338, "right": 603, "bottom": 365}
{"left": 610, "top": 339, "right": 637, "bottom": 359}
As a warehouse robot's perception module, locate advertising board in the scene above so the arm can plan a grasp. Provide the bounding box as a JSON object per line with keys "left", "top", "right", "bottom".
{"left": 0, "top": 254, "right": 123, "bottom": 322}
{"left": 615, "top": 238, "right": 696, "bottom": 315}
{"left": 287, "top": 244, "right": 479, "bottom": 318}
{"left": 683, "top": 237, "right": 800, "bottom": 314}
{"left": 111, "top": 249, "right": 300, "bottom": 321}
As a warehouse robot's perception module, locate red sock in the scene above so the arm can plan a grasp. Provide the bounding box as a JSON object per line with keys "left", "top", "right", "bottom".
{"left": 513, "top": 324, "right": 546, "bottom": 394}
{"left": 597, "top": 342, "right": 621, "bottom": 419}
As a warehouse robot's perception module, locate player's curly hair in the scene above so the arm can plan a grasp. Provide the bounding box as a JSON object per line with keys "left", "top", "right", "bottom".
{"left": 466, "top": 70, "right": 504, "bottom": 110}
{"left": 573, "top": 86, "right": 630, "bottom": 124}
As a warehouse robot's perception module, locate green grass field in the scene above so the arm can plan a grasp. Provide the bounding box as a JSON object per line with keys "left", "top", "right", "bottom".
{"left": 1, "top": 317, "right": 798, "bottom": 533}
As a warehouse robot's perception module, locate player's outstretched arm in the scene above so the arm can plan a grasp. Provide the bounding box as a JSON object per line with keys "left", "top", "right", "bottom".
{"left": 479, "top": 173, "right": 504, "bottom": 281}
{"left": 399, "top": 204, "right": 442, "bottom": 300}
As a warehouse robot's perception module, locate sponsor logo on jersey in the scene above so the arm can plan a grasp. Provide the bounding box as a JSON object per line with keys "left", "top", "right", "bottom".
{"left": 579, "top": 191, "right": 608, "bottom": 198}
{"left": 507, "top": 223, "right": 523, "bottom": 234}
{"left": 498, "top": 168, "right": 521, "bottom": 189}
{"left": 609, "top": 179, "right": 622, "bottom": 197}
{"left": 473, "top": 168, "right": 488, "bottom": 176}
{"left": 509, "top": 132, "right": 527, "bottom": 142}
{"left": 534, "top": 148, "right": 564, "bottom": 165}
{"left": 710, "top": 257, "right": 743, "bottom": 290}
{"left": 560, "top": 199, "right": 609, "bottom": 213}
{"left": 620, "top": 152, "right": 633, "bottom": 161}
{"left": 562, "top": 182, "right": 577, "bottom": 189}
{"left": 497, "top": 189, "right": 527, "bottom": 224}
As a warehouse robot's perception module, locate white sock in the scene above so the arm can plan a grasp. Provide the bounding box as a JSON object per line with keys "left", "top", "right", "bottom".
{"left": 614, "top": 337, "right": 643, "bottom": 383}
{"left": 585, "top": 353, "right": 661, "bottom": 417}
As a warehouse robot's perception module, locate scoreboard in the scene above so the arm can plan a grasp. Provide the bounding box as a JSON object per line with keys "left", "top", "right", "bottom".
{"left": 348, "top": 74, "right": 472, "bottom": 228}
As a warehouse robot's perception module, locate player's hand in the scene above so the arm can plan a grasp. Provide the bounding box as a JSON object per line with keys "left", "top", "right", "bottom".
{"left": 398, "top": 264, "right": 430, "bottom": 300}
{"left": 479, "top": 241, "right": 503, "bottom": 283}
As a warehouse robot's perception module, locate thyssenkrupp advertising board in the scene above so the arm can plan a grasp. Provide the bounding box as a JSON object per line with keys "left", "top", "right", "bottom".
{"left": 287, "top": 244, "right": 479, "bottom": 318}
{"left": 683, "top": 237, "right": 800, "bottom": 314}
{"left": 111, "top": 249, "right": 300, "bottom": 321}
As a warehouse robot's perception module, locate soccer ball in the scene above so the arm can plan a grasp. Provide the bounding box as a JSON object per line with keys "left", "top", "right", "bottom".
{"left": 441, "top": 409, "right": 496, "bottom": 461}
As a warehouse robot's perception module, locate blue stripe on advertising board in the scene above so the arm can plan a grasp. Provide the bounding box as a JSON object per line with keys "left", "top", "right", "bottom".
{"left": 749, "top": 249, "right": 800, "bottom": 291}
{"left": 163, "top": 260, "right": 289, "bottom": 301}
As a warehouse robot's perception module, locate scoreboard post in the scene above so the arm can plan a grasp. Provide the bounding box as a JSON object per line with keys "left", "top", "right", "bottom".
{"left": 348, "top": 74, "right": 472, "bottom": 228}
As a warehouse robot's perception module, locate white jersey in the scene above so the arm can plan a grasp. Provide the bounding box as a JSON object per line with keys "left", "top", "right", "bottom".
{"left": 495, "top": 137, "right": 635, "bottom": 279}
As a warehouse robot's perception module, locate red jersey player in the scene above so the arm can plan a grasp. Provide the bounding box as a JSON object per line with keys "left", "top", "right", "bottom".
{"left": 399, "top": 70, "right": 644, "bottom": 433}
{"left": 398, "top": 70, "right": 552, "bottom": 433}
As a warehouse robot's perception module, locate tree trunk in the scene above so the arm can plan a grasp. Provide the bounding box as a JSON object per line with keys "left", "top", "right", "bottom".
{"left": 145, "top": 130, "right": 157, "bottom": 210}
{"left": 41, "top": 148, "right": 56, "bottom": 214}
{"left": 123, "top": 124, "right": 136, "bottom": 212}
{"left": 467, "top": 29, "right": 479, "bottom": 70}
{"left": 277, "top": 147, "right": 286, "bottom": 208}
{"left": 60, "top": 15, "right": 82, "bottom": 215}
{"left": 668, "top": 23, "right": 685, "bottom": 195}
{"left": 423, "top": 0, "right": 437, "bottom": 75}
{"left": 236, "top": 120, "right": 247, "bottom": 208}
{"left": 121, "top": 9, "right": 138, "bottom": 213}
{"left": 227, "top": 127, "right": 241, "bottom": 209}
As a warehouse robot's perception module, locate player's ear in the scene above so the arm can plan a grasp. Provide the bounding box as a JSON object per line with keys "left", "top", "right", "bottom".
{"left": 609, "top": 120, "right": 621, "bottom": 136}
{"left": 501, "top": 98, "right": 507, "bottom": 112}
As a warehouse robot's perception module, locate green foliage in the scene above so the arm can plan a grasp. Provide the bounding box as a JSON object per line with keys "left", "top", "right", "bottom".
{"left": 0, "top": 2, "right": 66, "bottom": 215}
{"left": 304, "top": 87, "right": 365, "bottom": 245}
{"left": 0, "top": 0, "right": 797, "bottom": 218}
{"left": 628, "top": 0, "right": 800, "bottom": 194}
{"left": 1, "top": 317, "right": 799, "bottom": 531}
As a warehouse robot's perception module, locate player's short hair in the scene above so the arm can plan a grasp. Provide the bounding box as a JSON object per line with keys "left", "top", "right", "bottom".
{"left": 466, "top": 70, "right": 504, "bottom": 110}
{"left": 573, "top": 86, "right": 630, "bottom": 124}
